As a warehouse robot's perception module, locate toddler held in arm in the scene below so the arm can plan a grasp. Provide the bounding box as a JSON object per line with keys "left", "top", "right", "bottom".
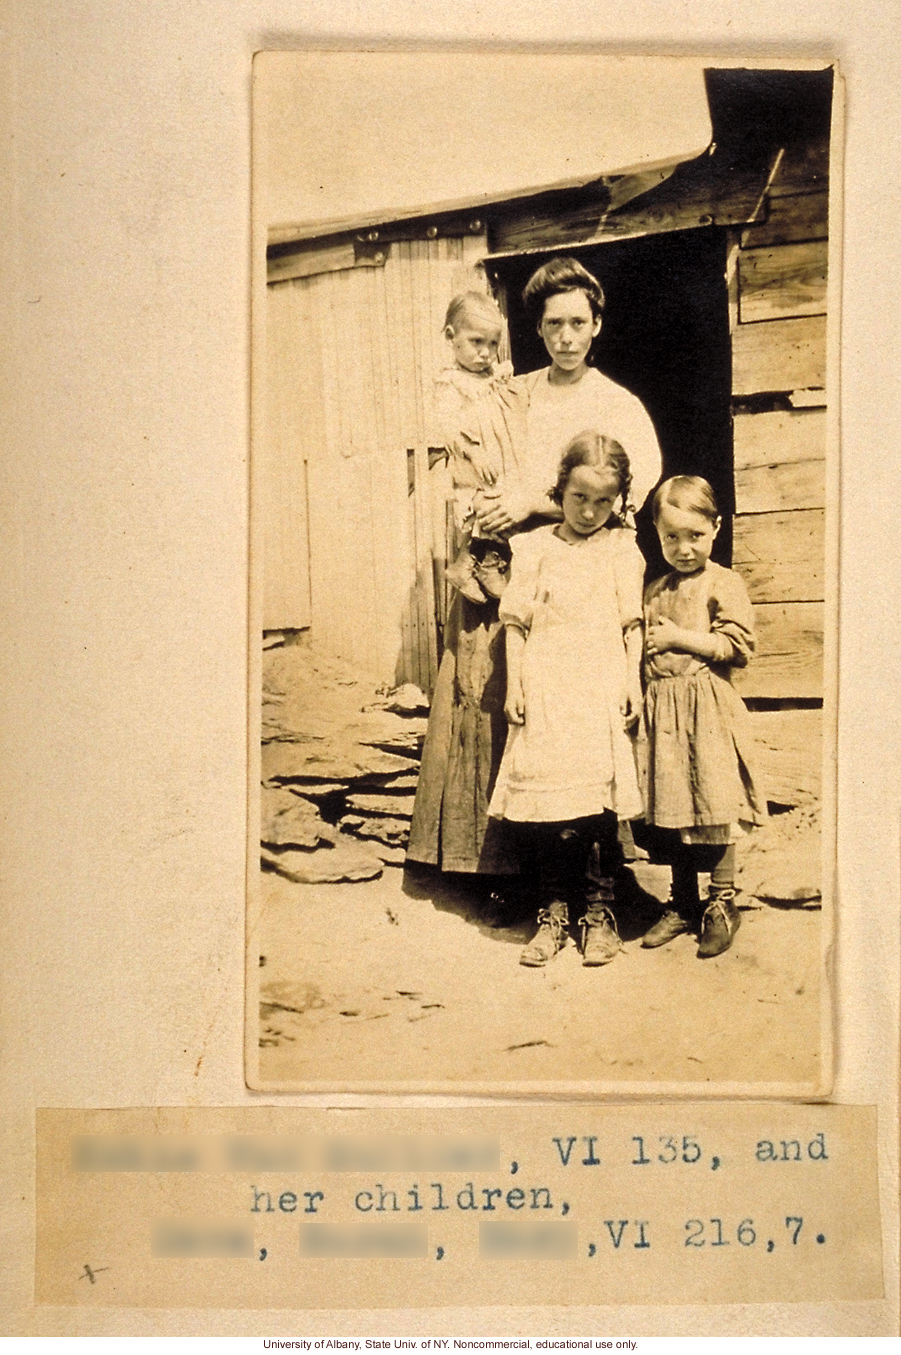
{"left": 433, "top": 291, "right": 514, "bottom": 604}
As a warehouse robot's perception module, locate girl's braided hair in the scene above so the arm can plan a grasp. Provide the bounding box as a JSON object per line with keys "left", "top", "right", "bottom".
{"left": 551, "top": 429, "right": 633, "bottom": 526}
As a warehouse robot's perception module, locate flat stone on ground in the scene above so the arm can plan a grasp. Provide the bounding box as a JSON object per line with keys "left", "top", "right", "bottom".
{"left": 349, "top": 840, "right": 408, "bottom": 866}
{"left": 262, "top": 741, "right": 412, "bottom": 785}
{"left": 262, "top": 841, "right": 383, "bottom": 884}
{"left": 340, "top": 815, "right": 411, "bottom": 845}
{"left": 377, "top": 773, "right": 419, "bottom": 792}
{"left": 261, "top": 787, "right": 336, "bottom": 849}
{"left": 738, "top": 809, "right": 821, "bottom": 904}
{"left": 380, "top": 684, "right": 430, "bottom": 717}
{"left": 346, "top": 793, "right": 415, "bottom": 819}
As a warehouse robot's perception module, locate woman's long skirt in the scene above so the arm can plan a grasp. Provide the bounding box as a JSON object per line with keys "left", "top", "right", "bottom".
{"left": 406, "top": 594, "right": 516, "bottom": 873}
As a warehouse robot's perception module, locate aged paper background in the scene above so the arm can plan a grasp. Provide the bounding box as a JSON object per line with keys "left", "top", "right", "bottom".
{"left": 1, "top": 0, "right": 899, "bottom": 1340}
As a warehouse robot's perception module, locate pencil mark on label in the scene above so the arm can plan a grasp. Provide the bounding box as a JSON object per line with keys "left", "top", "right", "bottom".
{"left": 79, "top": 1264, "right": 109, "bottom": 1284}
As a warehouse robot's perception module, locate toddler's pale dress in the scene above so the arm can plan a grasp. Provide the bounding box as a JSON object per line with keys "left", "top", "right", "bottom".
{"left": 433, "top": 360, "right": 514, "bottom": 533}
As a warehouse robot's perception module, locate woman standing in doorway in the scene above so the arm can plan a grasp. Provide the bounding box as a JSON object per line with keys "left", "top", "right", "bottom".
{"left": 406, "top": 256, "right": 661, "bottom": 884}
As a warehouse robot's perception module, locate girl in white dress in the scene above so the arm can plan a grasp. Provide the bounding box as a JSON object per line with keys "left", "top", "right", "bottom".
{"left": 488, "top": 431, "right": 645, "bottom": 967}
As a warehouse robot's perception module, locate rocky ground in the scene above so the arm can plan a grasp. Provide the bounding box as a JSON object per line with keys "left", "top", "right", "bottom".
{"left": 253, "top": 641, "right": 825, "bottom": 1091}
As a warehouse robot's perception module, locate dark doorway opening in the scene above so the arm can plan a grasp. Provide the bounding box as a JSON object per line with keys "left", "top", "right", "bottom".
{"left": 488, "top": 227, "right": 733, "bottom": 578}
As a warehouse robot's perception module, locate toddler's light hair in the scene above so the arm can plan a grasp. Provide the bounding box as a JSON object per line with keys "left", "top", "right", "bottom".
{"left": 443, "top": 290, "right": 504, "bottom": 334}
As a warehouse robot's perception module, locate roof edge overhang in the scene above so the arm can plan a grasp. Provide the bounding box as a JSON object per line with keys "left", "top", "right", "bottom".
{"left": 267, "top": 150, "right": 701, "bottom": 252}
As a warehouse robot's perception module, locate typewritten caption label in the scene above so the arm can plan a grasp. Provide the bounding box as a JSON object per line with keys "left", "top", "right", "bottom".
{"left": 35, "top": 1105, "right": 882, "bottom": 1308}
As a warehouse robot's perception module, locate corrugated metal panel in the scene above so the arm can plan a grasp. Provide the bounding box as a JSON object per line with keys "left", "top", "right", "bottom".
{"left": 263, "top": 235, "right": 487, "bottom": 689}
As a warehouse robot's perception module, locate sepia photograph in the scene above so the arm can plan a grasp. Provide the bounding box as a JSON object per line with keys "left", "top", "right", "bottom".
{"left": 248, "top": 53, "right": 836, "bottom": 1093}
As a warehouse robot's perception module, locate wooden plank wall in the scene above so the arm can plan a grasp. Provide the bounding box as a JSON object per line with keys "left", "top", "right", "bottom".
{"left": 729, "top": 146, "right": 828, "bottom": 703}
{"left": 264, "top": 234, "right": 487, "bottom": 692}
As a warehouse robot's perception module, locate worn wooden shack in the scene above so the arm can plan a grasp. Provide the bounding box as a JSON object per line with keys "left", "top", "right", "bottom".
{"left": 263, "top": 66, "right": 833, "bottom": 806}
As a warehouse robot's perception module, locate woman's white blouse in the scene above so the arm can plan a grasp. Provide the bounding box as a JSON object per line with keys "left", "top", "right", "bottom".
{"left": 522, "top": 366, "right": 661, "bottom": 512}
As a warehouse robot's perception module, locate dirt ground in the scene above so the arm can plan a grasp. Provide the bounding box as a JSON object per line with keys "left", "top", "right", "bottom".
{"left": 255, "top": 858, "right": 823, "bottom": 1091}
{"left": 255, "top": 642, "right": 825, "bottom": 1093}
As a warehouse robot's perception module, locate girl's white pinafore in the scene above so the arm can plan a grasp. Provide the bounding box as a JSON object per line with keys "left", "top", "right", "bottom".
{"left": 488, "top": 524, "right": 644, "bottom": 824}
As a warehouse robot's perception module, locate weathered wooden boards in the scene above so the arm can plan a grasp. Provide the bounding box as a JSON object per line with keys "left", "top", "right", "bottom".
{"left": 410, "top": 442, "right": 439, "bottom": 694}
{"left": 268, "top": 241, "right": 357, "bottom": 284}
{"left": 734, "top": 602, "right": 824, "bottom": 700}
{"left": 734, "top": 407, "right": 826, "bottom": 468}
{"left": 732, "top": 314, "right": 826, "bottom": 396}
{"left": 732, "top": 409, "right": 825, "bottom": 603}
{"left": 264, "top": 284, "right": 314, "bottom": 631}
{"left": 490, "top": 163, "right": 774, "bottom": 254}
{"left": 730, "top": 175, "right": 829, "bottom": 702}
{"left": 741, "top": 190, "right": 828, "bottom": 248}
{"left": 735, "top": 459, "right": 825, "bottom": 516}
{"left": 745, "top": 707, "right": 822, "bottom": 806}
{"left": 733, "top": 509, "right": 824, "bottom": 604}
{"left": 738, "top": 241, "right": 827, "bottom": 323}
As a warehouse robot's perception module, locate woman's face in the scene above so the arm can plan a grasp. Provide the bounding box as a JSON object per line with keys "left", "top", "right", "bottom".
{"left": 538, "top": 289, "right": 601, "bottom": 374}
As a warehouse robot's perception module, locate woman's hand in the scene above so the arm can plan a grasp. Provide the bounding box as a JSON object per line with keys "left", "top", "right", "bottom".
{"left": 504, "top": 679, "right": 525, "bottom": 726}
{"left": 645, "top": 616, "right": 684, "bottom": 657}
{"left": 474, "top": 488, "right": 523, "bottom": 536}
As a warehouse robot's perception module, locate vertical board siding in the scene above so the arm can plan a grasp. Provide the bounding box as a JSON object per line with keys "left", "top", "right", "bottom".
{"left": 265, "top": 235, "right": 487, "bottom": 689}
{"left": 262, "top": 280, "right": 314, "bottom": 631}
